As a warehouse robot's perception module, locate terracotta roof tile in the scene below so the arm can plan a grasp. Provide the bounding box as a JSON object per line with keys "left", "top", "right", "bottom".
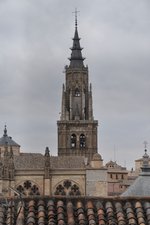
{"left": 47, "top": 200, "right": 56, "bottom": 225}
{"left": 86, "top": 203, "right": 95, "bottom": 222}
{"left": 16, "top": 201, "right": 25, "bottom": 225}
{"left": 0, "top": 197, "right": 150, "bottom": 225}
{"left": 6, "top": 201, "right": 15, "bottom": 225}
{"left": 76, "top": 201, "right": 86, "bottom": 225}
{"left": 67, "top": 201, "right": 75, "bottom": 225}
{"left": 57, "top": 200, "right": 66, "bottom": 225}
{"left": 38, "top": 201, "right": 45, "bottom": 223}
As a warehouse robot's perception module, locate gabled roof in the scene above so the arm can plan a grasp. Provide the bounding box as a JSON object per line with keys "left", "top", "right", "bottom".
{"left": 13, "top": 154, "right": 85, "bottom": 170}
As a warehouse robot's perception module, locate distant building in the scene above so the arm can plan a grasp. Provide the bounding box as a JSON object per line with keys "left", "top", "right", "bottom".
{"left": 105, "top": 160, "right": 133, "bottom": 196}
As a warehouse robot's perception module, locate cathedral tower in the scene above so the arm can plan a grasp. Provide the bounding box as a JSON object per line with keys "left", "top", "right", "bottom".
{"left": 57, "top": 14, "right": 98, "bottom": 161}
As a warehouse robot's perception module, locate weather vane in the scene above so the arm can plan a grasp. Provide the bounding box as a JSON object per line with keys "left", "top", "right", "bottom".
{"left": 143, "top": 141, "right": 148, "bottom": 149}
{"left": 72, "top": 8, "right": 80, "bottom": 28}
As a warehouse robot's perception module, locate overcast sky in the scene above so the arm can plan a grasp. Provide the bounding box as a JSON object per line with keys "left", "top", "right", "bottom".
{"left": 0, "top": 0, "right": 150, "bottom": 169}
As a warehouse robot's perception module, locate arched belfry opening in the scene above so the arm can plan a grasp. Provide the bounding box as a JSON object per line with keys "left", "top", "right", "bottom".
{"left": 57, "top": 13, "right": 98, "bottom": 161}
{"left": 80, "top": 134, "right": 86, "bottom": 148}
{"left": 71, "top": 134, "right": 76, "bottom": 148}
{"left": 75, "top": 88, "right": 80, "bottom": 97}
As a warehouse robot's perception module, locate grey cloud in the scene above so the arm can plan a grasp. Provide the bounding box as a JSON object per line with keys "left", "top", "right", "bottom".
{"left": 0, "top": 0, "right": 149, "bottom": 169}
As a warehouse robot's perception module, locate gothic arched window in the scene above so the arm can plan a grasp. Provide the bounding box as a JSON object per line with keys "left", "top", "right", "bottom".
{"left": 16, "top": 180, "right": 40, "bottom": 196}
{"left": 71, "top": 134, "right": 76, "bottom": 148}
{"left": 75, "top": 88, "right": 80, "bottom": 97}
{"left": 80, "top": 134, "right": 86, "bottom": 148}
{"left": 54, "top": 180, "right": 81, "bottom": 196}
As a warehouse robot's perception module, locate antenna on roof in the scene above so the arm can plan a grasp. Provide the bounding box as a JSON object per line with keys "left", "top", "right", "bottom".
{"left": 114, "top": 144, "right": 116, "bottom": 162}
{"left": 9, "top": 186, "right": 25, "bottom": 198}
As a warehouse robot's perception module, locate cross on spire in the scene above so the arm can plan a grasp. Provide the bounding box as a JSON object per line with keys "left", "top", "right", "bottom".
{"left": 72, "top": 8, "right": 80, "bottom": 28}
{"left": 143, "top": 141, "right": 148, "bottom": 149}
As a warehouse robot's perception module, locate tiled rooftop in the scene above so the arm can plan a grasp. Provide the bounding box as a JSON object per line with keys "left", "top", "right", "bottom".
{"left": 14, "top": 154, "right": 85, "bottom": 170}
{"left": 14, "top": 153, "right": 44, "bottom": 169}
{"left": 50, "top": 156, "right": 85, "bottom": 169}
{"left": 0, "top": 196, "right": 150, "bottom": 224}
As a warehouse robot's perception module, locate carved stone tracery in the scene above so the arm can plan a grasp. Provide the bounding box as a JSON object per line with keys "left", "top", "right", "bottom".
{"left": 16, "top": 180, "right": 40, "bottom": 196}
{"left": 54, "top": 179, "right": 81, "bottom": 196}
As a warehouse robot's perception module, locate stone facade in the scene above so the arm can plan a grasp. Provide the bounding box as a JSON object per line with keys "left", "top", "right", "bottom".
{"left": 106, "top": 160, "right": 132, "bottom": 196}
{"left": 0, "top": 136, "right": 106, "bottom": 197}
{"left": 86, "top": 169, "right": 107, "bottom": 196}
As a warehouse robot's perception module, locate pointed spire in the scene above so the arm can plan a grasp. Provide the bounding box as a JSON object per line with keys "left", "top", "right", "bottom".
{"left": 3, "top": 125, "right": 7, "bottom": 137}
{"left": 69, "top": 9, "right": 85, "bottom": 68}
{"left": 45, "top": 147, "right": 50, "bottom": 157}
{"left": 142, "top": 149, "right": 149, "bottom": 167}
{"left": 141, "top": 142, "right": 150, "bottom": 173}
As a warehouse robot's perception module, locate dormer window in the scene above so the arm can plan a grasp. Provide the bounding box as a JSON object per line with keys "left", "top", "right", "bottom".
{"left": 80, "top": 134, "right": 86, "bottom": 148}
{"left": 71, "top": 134, "right": 76, "bottom": 148}
{"left": 75, "top": 88, "right": 80, "bottom": 97}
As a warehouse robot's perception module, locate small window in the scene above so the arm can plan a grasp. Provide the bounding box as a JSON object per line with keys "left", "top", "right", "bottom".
{"left": 80, "top": 134, "right": 86, "bottom": 148}
{"left": 71, "top": 134, "right": 76, "bottom": 148}
{"left": 75, "top": 88, "right": 80, "bottom": 97}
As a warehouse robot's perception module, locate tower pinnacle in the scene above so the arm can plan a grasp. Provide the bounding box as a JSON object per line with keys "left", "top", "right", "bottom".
{"left": 69, "top": 9, "right": 85, "bottom": 68}
{"left": 3, "top": 125, "right": 7, "bottom": 137}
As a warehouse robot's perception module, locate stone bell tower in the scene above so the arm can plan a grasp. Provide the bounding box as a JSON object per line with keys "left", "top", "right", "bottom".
{"left": 57, "top": 13, "right": 98, "bottom": 161}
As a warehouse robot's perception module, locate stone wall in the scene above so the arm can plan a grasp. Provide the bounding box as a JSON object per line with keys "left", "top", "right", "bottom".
{"left": 86, "top": 169, "right": 107, "bottom": 196}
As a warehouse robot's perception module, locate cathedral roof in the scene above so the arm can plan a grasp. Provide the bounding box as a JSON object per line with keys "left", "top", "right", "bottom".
{"left": 0, "top": 196, "right": 150, "bottom": 224}
{"left": 0, "top": 126, "right": 20, "bottom": 147}
{"left": 50, "top": 156, "right": 85, "bottom": 169}
{"left": 14, "top": 153, "right": 85, "bottom": 169}
{"left": 14, "top": 153, "right": 44, "bottom": 169}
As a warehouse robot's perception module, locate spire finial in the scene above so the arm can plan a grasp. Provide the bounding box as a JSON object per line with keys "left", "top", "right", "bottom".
{"left": 143, "top": 141, "right": 148, "bottom": 149}
{"left": 3, "top": 124, "right": 7, "bottom": 137}
{"left": 73, "top": 8, "right": 80, "bottom": 28}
